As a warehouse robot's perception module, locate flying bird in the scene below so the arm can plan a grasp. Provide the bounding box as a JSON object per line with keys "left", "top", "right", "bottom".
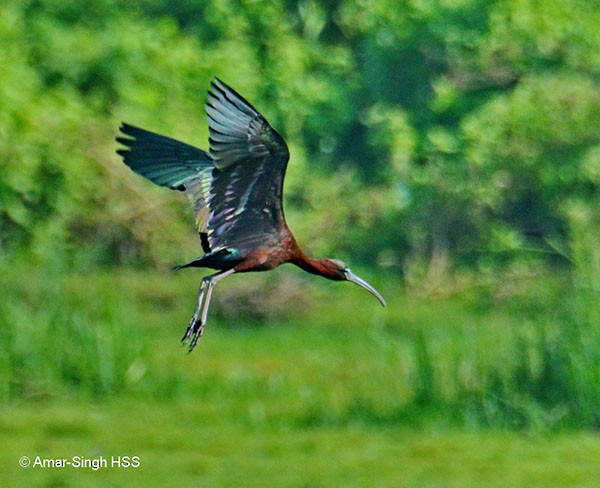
{"left": 116, "top": 78, "right": 386, "bottom": 352}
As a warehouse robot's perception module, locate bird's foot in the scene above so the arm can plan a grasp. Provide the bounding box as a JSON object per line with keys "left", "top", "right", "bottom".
{"left": 181, "top": 313, "right": 205, "bottom": 353}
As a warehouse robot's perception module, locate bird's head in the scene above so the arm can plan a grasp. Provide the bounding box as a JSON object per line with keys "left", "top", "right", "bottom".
{"left": 323, "top": 259, "right": 387, "bottom": 307}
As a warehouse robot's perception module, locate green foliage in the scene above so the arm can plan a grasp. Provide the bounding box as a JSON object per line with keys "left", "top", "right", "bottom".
{"left": 0, "top": 264, "right": 143, "bottom": 399}
{"left": 1, "top": 0, "right": 599, "bottom": 276}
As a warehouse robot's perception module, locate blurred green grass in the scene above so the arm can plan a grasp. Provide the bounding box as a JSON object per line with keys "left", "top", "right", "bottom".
{"left": 3, "top": 400, "right": 600, "bottom": 487}
{"left": 2, "top": 261, "right": 599, "bottom": 431}
{"left": 2, "top": 260, "right": 600, "bottom": 486}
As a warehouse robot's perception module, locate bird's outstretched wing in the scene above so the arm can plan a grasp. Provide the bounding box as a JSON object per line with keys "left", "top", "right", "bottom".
{"left": 116, "top": 123, "right": 214, "bottom": 248}
{"left": 205, "top": 78, "right": 290, "bottom": 251}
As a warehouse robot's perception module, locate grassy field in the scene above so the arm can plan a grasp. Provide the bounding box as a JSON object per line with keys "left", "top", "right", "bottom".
{"left": 4, "top": 400, "right": 600, "bottom": 487}
{"left": 2, "top": 262, "right": 600, "bottom": 486}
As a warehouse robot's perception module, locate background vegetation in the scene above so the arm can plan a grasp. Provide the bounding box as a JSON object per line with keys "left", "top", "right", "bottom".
{"left": 2, "top": 0, "right": 600, "bottom": 485}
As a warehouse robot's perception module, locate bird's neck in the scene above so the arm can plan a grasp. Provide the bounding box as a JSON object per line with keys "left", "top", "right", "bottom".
{"left": 291, "top": 252, "right": 338, "bottom": 280}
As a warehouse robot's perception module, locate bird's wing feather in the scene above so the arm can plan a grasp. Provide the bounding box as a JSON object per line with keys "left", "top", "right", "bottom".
{"left": 116, "top": 123, "right": 214, "bottom": 239}
{"left": 205, "top": 78, "right": 290, "bottom": 251}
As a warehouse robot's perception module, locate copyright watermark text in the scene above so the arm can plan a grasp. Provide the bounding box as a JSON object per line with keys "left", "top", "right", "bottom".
{"left": 19, "top": 455, "right": 140, "bottom": 470}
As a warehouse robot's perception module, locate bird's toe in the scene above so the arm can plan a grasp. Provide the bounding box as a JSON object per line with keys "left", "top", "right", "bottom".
{"left": 181, "top": 313, "right": 205, "bottom": 352}
{"left": 181, "top": 314, "right": 198, "bottom": 343}
{"left": 188, "top": 328, "right": 203, "bottom": 352}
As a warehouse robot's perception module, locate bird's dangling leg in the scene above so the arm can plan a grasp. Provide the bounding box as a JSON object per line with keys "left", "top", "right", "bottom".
{"left": 181, "top": 278, "right": 209, "bottom": 345}
{"left": 181, "top": 268, "right": 235, "bottom": 352}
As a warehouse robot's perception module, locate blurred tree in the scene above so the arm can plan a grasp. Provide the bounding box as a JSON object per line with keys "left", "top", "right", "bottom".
{"left": 1, "top": 0, "right": 599, "bottom": 285}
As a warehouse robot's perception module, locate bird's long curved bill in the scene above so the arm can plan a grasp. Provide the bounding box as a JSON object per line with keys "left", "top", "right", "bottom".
{"left": 346, "top": 270, "right": 387, "bottom": 307}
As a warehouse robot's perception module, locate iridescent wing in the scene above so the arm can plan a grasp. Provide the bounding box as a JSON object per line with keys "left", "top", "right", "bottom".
{"left": 204, "top": 78, "right": 290, "bottom": 251}
{"left": 116, "top": 123, "right": 214, "bottom": 247}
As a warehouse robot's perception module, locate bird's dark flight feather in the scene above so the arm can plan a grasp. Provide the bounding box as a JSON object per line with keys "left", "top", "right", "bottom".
{"left": 116, "top": 123, "right": 214, "bottom": 249}
{"left": 204, "top": 78, "right": 290, "bottom": 251}
{"left": 116, "top": 78, "right": 291, "bottom": 264}
{"left": 117, "top": 123, "right": 212, "bottom": 190}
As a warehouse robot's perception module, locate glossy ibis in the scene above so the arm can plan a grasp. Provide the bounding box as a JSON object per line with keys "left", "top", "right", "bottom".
{"left": 116, "top": 78, "right": 386, "bottom": 352}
